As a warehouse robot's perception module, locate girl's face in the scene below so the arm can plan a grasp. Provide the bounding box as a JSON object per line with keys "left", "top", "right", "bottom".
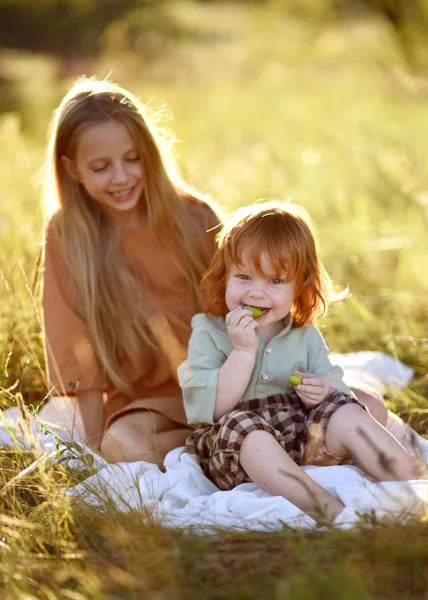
{"left": 62, "top": 119, "right": 145, "bottom": 226}
{"left": 225, "top": 251, "right": 295, "bottom": 339}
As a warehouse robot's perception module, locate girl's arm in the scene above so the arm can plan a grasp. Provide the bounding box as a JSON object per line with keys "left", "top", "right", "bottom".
{"left": 43, "top": 221, "right": 105, "bottom": 399}
{"left": 76, "top": 390, "right": 104, "bottom": 450}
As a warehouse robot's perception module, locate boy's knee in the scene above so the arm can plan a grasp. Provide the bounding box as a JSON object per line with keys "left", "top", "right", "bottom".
{"left": 330, "top": 402, "right": 366, "bottom": 425}
{"left": 350, "top": 388, "right": 388, "bottom": 426}
{"left": 240, "top": 428, "right": 274, "bottom": 453}
{"left": 325, "top": 403, "right": 367, "bottom": 444}
{"left": 217, "top": 410, "right": 267, "bottom": 443}
{"left": 324, "top": 404, "right": 364, "bottom": 458}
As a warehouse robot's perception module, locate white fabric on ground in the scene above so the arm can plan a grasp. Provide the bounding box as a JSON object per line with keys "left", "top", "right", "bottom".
{"left": 0, "top": 352, "right": 426, "bottom": 532}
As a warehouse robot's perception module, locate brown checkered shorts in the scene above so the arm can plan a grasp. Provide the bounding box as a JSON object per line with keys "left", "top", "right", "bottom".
{"left": 185, "top": 390, "right": 366, "bottom": 491}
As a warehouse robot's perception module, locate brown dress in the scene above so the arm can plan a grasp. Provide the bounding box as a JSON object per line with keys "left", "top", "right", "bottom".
{"left": 42, "top": 200, "right": 220, "bottom": 431}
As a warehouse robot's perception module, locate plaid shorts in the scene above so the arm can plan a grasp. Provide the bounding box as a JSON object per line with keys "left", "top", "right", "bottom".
{"left": 186, "top": 390, "right": 365, "bottom": 491}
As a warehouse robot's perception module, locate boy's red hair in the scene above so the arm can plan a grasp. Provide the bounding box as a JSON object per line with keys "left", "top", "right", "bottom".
{"left": 202, "top": 200, "right": 340, "bottom": 327}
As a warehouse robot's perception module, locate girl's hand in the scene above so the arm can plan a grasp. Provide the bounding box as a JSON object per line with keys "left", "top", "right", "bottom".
{"left": 291, "top": 371, "right": 331, "bottom": 408}
{"left": 225, "top": 307, "right": 259, "bottom": 354}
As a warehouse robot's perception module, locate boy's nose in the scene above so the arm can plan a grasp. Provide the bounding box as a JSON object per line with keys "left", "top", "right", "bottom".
{"left": 248, "top": 283, "right": 266, "bottom": 299}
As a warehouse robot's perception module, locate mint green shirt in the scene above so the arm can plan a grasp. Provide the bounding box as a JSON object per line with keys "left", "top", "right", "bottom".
{"left": 178, "top": 313, "right": 353, "bottom": 425}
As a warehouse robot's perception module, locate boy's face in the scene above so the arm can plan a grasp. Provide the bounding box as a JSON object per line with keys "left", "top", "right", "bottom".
{"left": 225, "top": 251, "right": 295, "bottom": 337}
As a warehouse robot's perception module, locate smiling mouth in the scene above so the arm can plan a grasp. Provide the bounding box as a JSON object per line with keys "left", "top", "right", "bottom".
{"left": 109, "top": 187, "right": 135, "bottom": 200}
{"left": 242, "top": 304, "right": 270, "bottom": 315}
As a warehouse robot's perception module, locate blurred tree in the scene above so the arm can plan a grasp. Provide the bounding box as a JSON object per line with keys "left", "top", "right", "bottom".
{"left": 0, "top": 0, "right": 163, "bottom": 58}
{"left": 364, "top": 0, "right": 428, "bottom": 69}
{"left": 268, "top": 0, "right": 428, "bottom": 70}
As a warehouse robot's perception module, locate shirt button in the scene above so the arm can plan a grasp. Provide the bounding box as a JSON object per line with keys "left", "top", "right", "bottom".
{"left": 261, "top": 372, "right": 269, "bottom": 380}
{"left": 266, "top": 347, "right": 272, "bottom": 354}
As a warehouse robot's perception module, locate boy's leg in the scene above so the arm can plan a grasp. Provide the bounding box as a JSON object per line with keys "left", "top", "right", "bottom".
{"left": 240, "top": 429, "right": 344, "bottom": 521}
{"left": 324, "top": 403, "right": 420, "bottom": 481}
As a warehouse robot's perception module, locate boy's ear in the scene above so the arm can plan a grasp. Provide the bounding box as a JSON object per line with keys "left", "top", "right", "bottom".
{"left": 61, "top": 156, "right": 80, "bottom": 182}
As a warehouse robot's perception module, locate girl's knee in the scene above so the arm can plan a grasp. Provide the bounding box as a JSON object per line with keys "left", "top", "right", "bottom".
{"left": 100, "top": 433, "right": 129, "bottom": 462}
{"left": 101, "top": 419, "right": 156, "bottom": 463}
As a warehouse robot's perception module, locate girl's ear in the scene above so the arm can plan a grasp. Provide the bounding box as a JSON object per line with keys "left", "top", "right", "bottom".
{"left": 61, "top": 156, "right": 80, "bottom": 182}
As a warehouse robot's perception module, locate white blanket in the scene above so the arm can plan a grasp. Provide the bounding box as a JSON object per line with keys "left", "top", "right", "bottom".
{"left": 0, "top": 352, "right": 427, "bottom": 531}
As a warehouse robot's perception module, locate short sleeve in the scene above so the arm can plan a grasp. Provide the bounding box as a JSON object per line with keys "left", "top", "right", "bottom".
{"left": 177, "top": 317, "right": 225, "bottom": 424}
{"left": 42, "top": 222, "right": 106, "bottom": 395}
{"left": 306, "top": 326, "right": 355, "bottom": 397}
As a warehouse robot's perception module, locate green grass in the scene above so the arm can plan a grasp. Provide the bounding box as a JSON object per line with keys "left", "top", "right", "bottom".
{"left": 0, "top": 1, "right": 427, "bottom": 597}
{"left": 0, "top": 444, "right": 427, "bottom": 600}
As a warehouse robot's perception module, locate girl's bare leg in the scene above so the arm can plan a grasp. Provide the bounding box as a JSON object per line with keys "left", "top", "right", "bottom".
{"left": 101, "top": 411, "right": 190, "bottom": 464}
{"left": 350, "top": 387, "right": 388, "bottom": 426}
{"left": 325, "top": 403, "right": 420, "bottom": 481}
{"left": 240, "top": 430, "right": 344, "bottom": 522}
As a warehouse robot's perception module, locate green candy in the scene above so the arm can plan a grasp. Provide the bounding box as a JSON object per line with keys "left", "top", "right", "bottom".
{"left": 288, "top": 374, "right": 303, "bottom": 386}
{"left": 242, "top": 305, "right": 263, "bottom": 318}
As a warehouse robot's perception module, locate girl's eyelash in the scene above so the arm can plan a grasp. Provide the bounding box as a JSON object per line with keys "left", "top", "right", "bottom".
{"left": 91, "top": 156, "right": 139, "bottom": 171}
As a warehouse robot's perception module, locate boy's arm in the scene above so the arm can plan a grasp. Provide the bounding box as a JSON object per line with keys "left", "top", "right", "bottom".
{"left": 178, "top": 310, "right": 259, "bottom": 424}
{"left": 293, "top": 326, "right": 354, "bottom": 407}
{"left": 177, "top": 326, "right": 225, "bottom": 425}
{"left": 307, "top": 326, "right": 353, "bottom": 395}
{"left": 178, "top": 312, "right": 258, "bottom": 423}
{"left": 214, "top": 348, "right": 256, "bottom": 421}
{"left": 178, "top": 333, "right": 256, "bottom": 423}
{"left": 215, "top": 306, "right": 259, "bottom": 420}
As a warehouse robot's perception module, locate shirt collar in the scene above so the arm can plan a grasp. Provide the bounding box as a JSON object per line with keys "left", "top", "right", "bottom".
{"left": 260, "top": 312, "right": 293, "bottom": 343}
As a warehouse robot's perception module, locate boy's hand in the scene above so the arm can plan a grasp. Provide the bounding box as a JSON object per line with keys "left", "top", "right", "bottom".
{"left": 291, "top": 371, "right": 332, "bottom": 408}
{"left": 225, "top": 307, "right": 259, "bottom": 354}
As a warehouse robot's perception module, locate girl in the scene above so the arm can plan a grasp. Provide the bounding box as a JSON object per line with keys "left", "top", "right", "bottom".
{"left": 42, "top": 77, "right": 221, "bottom": 464}
{"left": 178, "top": 201, "right": 420, "bottom": 522}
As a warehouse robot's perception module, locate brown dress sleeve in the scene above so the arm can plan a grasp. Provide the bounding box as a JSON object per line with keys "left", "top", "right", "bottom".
{"left": 42, "top": 222, "right": 106, "bottom": 396}
{"left": 189, "top": 198, "right": 222, "bottom": 256}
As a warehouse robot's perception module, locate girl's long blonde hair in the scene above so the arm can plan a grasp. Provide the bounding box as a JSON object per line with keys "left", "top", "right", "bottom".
{"left": 202, "top": 200, "right": 346, "bottom": 327}
{"left": 44, "top": 77, "right": 217, "bottom": 392}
